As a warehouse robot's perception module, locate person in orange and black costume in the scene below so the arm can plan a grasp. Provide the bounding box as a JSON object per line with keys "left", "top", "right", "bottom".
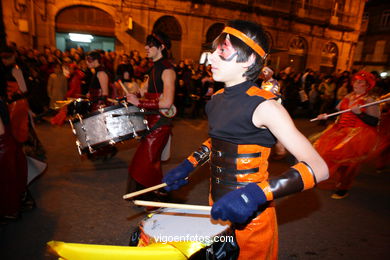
{"left": 126, "top": 32, "right": 176, "bottom": 201}
{"left": 162, "top": 20, "right": 329, "bottom": 260}
{"left": 314, "top": 71, "right": 381, "bottom": 199}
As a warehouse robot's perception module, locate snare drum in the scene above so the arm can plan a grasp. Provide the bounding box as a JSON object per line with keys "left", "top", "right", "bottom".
{"left": 70, "top": 103, "right": 148, "bottom": 154}
{"left": 131, "top": 208, "right": 239, "bottom": 260}
{"left": 67, "top": 98, "right": 91, "bottom": 116}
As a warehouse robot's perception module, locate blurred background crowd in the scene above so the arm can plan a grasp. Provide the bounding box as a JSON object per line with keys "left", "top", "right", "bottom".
{"left": 3, "top": 43, "right": 390, "bottom": 122}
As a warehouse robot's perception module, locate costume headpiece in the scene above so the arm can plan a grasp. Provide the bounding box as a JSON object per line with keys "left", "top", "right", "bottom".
{"left": 354, "top": 70, "right": 376, "bottom": 90}
{"left": 222, "top": 26, "right": 267, "bottom": 59}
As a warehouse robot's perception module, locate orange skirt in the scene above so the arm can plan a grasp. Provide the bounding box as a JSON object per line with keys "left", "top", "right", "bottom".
{"left": 313, "top": 123, "right": 379, "bottom": 189}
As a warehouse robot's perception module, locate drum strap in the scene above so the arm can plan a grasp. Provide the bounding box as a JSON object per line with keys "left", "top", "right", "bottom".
{"left": 140, "top": 116, "right": 171, "bottom": 138}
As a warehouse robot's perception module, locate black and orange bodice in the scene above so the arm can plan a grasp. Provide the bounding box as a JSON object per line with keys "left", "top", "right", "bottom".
{"left": 205, "top": 81, "right": 279, "bottom": 201}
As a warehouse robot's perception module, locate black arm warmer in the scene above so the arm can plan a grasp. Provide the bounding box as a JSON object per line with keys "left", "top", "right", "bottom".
{"left": 357, "top": 112, "right": 379, "bottom": 126}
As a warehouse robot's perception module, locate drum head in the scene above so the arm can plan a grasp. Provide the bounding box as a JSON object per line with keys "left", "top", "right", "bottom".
{"left": 142, "top": 208, "right": 229, "bottom": 243}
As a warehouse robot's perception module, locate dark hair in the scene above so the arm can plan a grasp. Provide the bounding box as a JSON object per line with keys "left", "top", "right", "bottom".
{"left": 213, "top": 20, "right": 270, "bottom": 81}
{"left": 146, "top": 31, "right": 171, "bottom": 58}
{"left": 87, "top": 50, "right": 101, "bottom": 62}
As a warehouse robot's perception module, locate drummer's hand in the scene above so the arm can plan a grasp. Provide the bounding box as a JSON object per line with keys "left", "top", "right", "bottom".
{"left": 316, "top": 113, "right": 328, "bottom": 120}
{"left": 126, "top": 94, "right": 140, "bottom": 106}
{"left": 351, "top": 104, "right": 362, "bottom": 114}
{"left": 162, "top": 159, "right": 195, "bottom": 191}
{"left": 211, "top": 183, "right": 266, "bottom": 224}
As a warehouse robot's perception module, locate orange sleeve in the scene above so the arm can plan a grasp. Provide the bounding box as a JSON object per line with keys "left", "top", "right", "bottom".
{"left": 292, "top": 162, "right": 316, "bottom": 190}
{"left": 258, "top": 181, "right": 274, "bottom": 201}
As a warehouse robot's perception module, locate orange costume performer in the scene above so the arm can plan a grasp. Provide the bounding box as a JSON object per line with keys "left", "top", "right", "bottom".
{"left": 314, "top": 71, "right": 381, "bottom": 198}
{"left": 373, "top": 98, "right": 390, "bottom": 171}
{"left": 163, "top": 21, "right": 327, "bottom": 260}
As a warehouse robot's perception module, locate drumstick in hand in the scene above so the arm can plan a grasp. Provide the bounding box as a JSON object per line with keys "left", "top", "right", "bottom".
{"left": 310, "top": 97, "right": 390, "bottom": 122}
{"left": 133, "top": 200, "right": 212, "bottom": 211}
{"left": 123, "top": 183, "right": 167, "bottom": 200}
{"left": 123, "top": 178, "right": 189, "bottom": 200}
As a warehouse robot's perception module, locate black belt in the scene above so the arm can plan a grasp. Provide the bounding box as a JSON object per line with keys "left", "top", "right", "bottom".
{"left": 211, "top": 149, "right": 261, "bottom": 159}
{"left": 211, "top": 164, "right": 259, "bottom": 175}
{"left": 211, "top": 175, "right": 257, "bottom": 186}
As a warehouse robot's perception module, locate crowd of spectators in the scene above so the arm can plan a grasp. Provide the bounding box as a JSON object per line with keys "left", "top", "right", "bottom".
{"left": 272, "top": 67, "right": 389, "bottom": 121}
{"left": 4, "top": 43, "right": 390, "bottom": 122}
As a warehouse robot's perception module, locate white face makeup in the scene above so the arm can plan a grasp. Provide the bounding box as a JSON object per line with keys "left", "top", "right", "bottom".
{"left": 209, "top": 36, "right": 248, "bottom": 87}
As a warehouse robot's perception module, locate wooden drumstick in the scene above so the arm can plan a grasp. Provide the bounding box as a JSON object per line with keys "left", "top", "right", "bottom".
{"left": 123, "top": 177, "right": 189, "bottom": 200}
{"left": 123, "top": 183, "right": 167, "bottom": 200}
{"left": 133, "top": 200, "right": 212, "bottom": 211}
{"left": 310, "top": 97, "right": 390, "bottom": 122}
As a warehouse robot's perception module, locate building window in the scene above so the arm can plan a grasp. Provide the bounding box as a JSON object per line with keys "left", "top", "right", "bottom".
{"left": 320, "top": 42, "right": 338, "bottom": 73}
{"left": 380, "top": 10, "right": 390, "bottom": 27}
{"left": 288, "top": 36, "right": 308, "bottom": 72}
{"left": 334, "top": 0, "right": 345, "bottom": 17}
{"left": 289, "top": 36, "right": 307, "bottom": 55}
{"left": 297, "top": 0, "right": 312, "bottom": 10}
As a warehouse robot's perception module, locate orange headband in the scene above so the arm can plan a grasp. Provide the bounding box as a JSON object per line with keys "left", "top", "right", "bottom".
{"left": 222, "top": 26, "right": 267, "bottom": 59}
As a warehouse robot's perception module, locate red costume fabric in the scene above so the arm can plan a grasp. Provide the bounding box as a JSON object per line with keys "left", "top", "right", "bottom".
{"left": 6, "top": 81, "right": 29, "bottom": 143}
{"left": 314, "top": 94, "right": 379, "bottom": 190}
{"left": 128, "top": 116, "right": 171, "bottom": 187}
{"left": 66, "top": 68, "right": 84, "bottom": 98}
{"left": 128, "top": 57, "right": 174, "bottom": 189}
{"left": 129, "top": 93, "right": 172, "bottom": 187}
{"left": 0, "top": 124, "right": 28, "bottom": 216}
{"left": 371, "top": 102, "right": 390, "bottom": 170}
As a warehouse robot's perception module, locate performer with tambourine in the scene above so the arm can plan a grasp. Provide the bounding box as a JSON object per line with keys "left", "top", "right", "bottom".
{"left": 125, "top": 31, "right": 176, "bottom": 200}
{"left": 312, "top": 71, "right": 381, "bottom": 199}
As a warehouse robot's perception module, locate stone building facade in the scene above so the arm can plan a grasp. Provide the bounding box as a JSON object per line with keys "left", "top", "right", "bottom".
{"left": 2, "top": 0, "right": 366, "bottom": 73}
{"left": 353, "top": 0, "right": 390, "bottom": 74}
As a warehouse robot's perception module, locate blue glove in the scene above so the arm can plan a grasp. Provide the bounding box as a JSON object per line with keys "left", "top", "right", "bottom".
{"left": 162, "top": 159, "right": 195, "bottom": 191}
{"left": 211, "top": 183, "right": 267, "bottom": 224}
